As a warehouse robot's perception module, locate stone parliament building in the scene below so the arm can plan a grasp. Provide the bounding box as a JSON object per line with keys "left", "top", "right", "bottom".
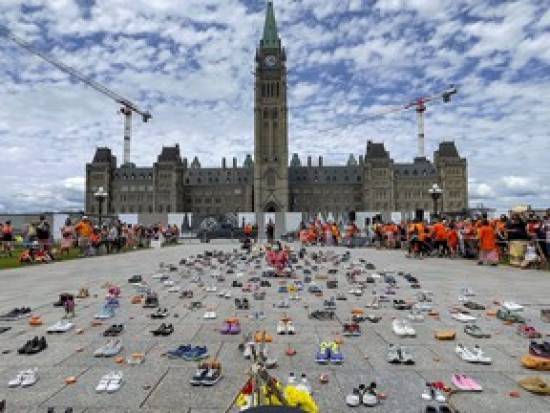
{"left": 85, "top": 2, "right": 468, "bottom": 219}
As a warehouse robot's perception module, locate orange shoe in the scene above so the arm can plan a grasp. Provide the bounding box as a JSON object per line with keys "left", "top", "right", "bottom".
{"left": 29, "top": 315, "right": 43, "bottom": 326}
{"left": 351, "top": 308, "right": 364, "bottom": 316}
{"left": 255, "top": 330, "right": 273, "bottom": 343}
{"left": 521, "top": 354, "right": 550, "bottom": 371}
{"left": 131, "top": 295, "right": 143, "bottom": 304}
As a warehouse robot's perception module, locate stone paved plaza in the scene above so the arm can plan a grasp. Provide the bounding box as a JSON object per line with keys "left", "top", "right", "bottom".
{"left": 0, "top": 242, "right": 549, "bottom": 413}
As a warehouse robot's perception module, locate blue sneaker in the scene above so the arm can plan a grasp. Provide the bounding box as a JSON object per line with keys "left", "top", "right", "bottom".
{"left": 182, "top": 346, "right": 209, "bottom": 361}
{"left": 167, "top": 344, "right": 192, "bottom": 359}
{"left": 315, "top": 342, "right": 331, "bottom": 364}
{"left": 329, "top": 342, "right": 344, "bottom": 364}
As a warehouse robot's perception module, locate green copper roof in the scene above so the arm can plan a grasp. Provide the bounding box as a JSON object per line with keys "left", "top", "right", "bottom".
{"left": 262, "top": 1, "right": 279, "bottom": 48}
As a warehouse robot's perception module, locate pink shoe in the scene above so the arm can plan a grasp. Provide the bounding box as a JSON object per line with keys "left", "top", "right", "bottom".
{"left": 220, "top": 322, "right": 231, "bottom": 334}
{"left": 453, "top": 374, "right": 482, "bottom": 391}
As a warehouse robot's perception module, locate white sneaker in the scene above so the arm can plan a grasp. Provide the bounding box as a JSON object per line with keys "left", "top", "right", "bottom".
{"left": 277, "top": 320, "right": 286, "bottom": 335}
{"left": 502, "top": 301, "right": 523, "bottom": 312}
{"left": 96, "top": 372, "right": 115, "bottom": 393}
{"left": 106, "top": 371, "right": 123, "bottom": 393}
{"left": 471, "top": 345, "right": 492, "bottom": 364}
{"left": 224, "top": 291, "right": 232, "bottom": 299}
{"left": 102, "top": 339, "right": 123, "bottom": 357}
{"left": 8, "top": 371, "right": 25, "bottom": 387}
{"left": 392, "top": 319, "right": 408, "bottom": 337}
{"left": 243, "top": 342, "right": 254, "bottom": 359}
{"left": 455, "top": 344, "right": 478, "bottom": 363}
{"left": 20, "top": 369, "right": 38, "bottom": 387}
{"left": 286, "top": 320, "right": 296, "bottom": 334}
{"left": 452, "top": 312, "right": 477, "bottom": 323}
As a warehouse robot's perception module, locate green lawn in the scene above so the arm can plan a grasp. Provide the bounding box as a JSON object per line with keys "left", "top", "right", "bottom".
{"left": 0, "top": 247, "right": 83, "bottom": 270}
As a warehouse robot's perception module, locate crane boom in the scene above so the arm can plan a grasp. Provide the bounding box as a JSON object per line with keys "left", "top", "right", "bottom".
{"left": 1, "top": 26, "right": 152, "bottom": 163}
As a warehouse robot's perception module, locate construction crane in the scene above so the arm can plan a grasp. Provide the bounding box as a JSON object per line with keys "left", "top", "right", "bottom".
{"left": 378, "top": 85, "right": 458, "bottom": 158}
{"left": 0, "top": 26, "right": 151, "bottom": 165}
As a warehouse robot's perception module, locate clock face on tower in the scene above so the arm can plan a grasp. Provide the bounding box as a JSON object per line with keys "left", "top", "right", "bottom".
{"left": 264, "top": 55, "right": 278, "bottom": 68}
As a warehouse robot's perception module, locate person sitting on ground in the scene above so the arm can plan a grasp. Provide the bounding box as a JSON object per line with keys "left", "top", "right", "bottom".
{"left": 521, "top": 240, "right": 541, "bottom": 269}
{"left": 477, "top": 219, "right": 498, "bottom": 266}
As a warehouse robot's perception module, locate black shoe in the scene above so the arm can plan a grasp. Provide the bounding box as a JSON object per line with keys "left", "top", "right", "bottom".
{"left": 161, "top": 324, "right": 174, "bottom": 336}
{"left": 151, "top": 323, "right": 166, "bottom": 336}
{"left": 18, "top": 336, "right": 39, "bottom": 355}
{"left": 47, "top": 408, "right": 55, "bottom": 413}
{"left": 0, "top": 400, "right": 4, "bottom": 412}
{"left": 128, "top": 274, "right": 142, "bottom": 283}
{"left": 65, "top": 408, "right": 74, "bottom": 413}
{"left": 28, "top": 336, "right": 47, "bottom": 354}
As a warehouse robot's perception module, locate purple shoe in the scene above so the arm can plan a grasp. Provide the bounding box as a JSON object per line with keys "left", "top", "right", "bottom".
{"left": 229, "top": 321, "right": 241, "bottom": 335}
{"left": 221, "top": 322, "right": 231, "bottom": 334}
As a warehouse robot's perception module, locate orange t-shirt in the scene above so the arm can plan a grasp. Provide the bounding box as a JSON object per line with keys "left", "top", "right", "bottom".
{"left": 447, "top": 229, "right": 459, "bottom": 247}
{"left": 478, "top": 225, "right": 496, "bottom": 251}
{"left": 433, "top": 223, "right": 447, "bottom": 240}
{"left": 74, "top": 221, "right": 93, "bottom": 237}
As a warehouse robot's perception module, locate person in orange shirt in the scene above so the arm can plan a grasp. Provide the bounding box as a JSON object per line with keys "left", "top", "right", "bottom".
{"left": 477, "top": 219, "right": 498, "bottom": 266}
{"left": 74, "top": 216, "right": 93, "bottom": 256}
{"left": 432, "top": 219, "right": 448, "bottom": 257}
{"left": 447, "top": 222, "right": 459, "bottom": 258}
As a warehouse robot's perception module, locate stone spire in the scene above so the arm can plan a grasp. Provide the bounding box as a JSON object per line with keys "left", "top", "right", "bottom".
{"left": 262, "top": 1, "right": 280, "bottom": 49}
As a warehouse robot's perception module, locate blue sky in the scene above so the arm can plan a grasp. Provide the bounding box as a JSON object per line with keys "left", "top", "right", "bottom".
{"left": 1, "top": 0, "right": 549, "bottom": 213}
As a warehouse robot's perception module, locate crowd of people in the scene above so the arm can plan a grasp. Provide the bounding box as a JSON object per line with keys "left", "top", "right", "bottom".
{"left": 297, "top": 210, "right": 550, "bottom": 269}
{"left": 0, "top": 215, "right": 181, "bottom": 265}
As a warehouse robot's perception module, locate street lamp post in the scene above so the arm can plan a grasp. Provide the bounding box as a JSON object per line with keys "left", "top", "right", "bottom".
{"left": 94, "top": 186, "right": 108, "bottom": 227}
{"left": 428, "top": 183, "right": 443, "bottom": 219}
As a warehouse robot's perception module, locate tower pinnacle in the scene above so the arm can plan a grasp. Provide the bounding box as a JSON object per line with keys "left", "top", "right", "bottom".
{"left": 262, "top": 1, "right": 279, "bottom": 49}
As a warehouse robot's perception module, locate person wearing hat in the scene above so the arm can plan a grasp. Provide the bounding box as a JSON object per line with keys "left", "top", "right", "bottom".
{"left": 74, "top": 215, "right": 93, "bottom": 256}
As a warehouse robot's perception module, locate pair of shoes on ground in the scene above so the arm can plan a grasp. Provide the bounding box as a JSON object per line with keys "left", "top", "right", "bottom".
{"left": 254, "top": 330, "right": 273, "bottom": 343}
{"left": 517, "top": 324, "right": 542, "bottom": 339}
{"left": 179, "top": 290, "right": 194, "bottom": 299}
{"left": 451, "top": 310, "right": 477, "bottom": 323}
{"left": 127, "top": 274, "right": 142, "bottom": 284}
{"left": 386, "top": 344, "right": 414, "bottom": 364}
{"left": 0, "top": 307, "right": 31, "bottom": 320}
{"left": 47, "top": 408, "right": 73, "bottom": 413}
{"left": 203, "top": 308, "right": 217, "bottom": 319}
{"left": 392, "top": 319, "right": 416, "bottom": 337}
{"left": 346, "top": 382, "right": 379, "bottom": 407}
{"left": 243, "top": 342, "right": 277, "bottom": 367}
{"left": 94, "top": 305, "right": 115, "bottom": 319}
{"left": 150, "top": 308, "right": 169, "bottom": 319}
{"left": 248, "top": 311, "right": 265, "bottom": 320}
{"left": 451, "top": 374, "right": 482, "bottom": 391}
{"left": 529, "top": 340, "right": 550, "bottom": 358}
{"left": 464, "top": 324, "right": 490, "bottom": 338}
{"left": 151, "top": 323, "right": 174, "bottom": 336}
{"left": 342, "top": 322, "right": 361, "bottom": 337}
{"left": 276, "top": 318, "right": 295, "bottom": 334}
{"left": 455, "top": 344, "right": 492, "bottom": 364}
{"left": 422, "top": 382, "right": 447, "bottom": 403}
{"left": 518, "top": 376, "right": 550, "bottom": 395}
{"left": 424, "top": 406, "right": 452, "bottom": 412}
{"left": 168, "top": 345, "right": 208, "bottom": 361}
{"left": 95, "top": 371, "right": 123, "bottom": 393}
{"left": 18, "top": 336, "right": 47, "bottom": 355}
{"left": 496, "top": 308, "right": 524, "bottom": 323}
{"left": 309, "top": 309, "right": 334, "bottom": 320}
{"left": 221, "top": 319, "right": 241, "bottom": 334}
{"left": 94, "top": 339, "right": 122, "bottom": 357}
{"left": 315, "top": 341, "right": 344, "bottom": 364}
{"left": 8, "top": 368, "right": 38, "bottom": 387}
{"left": 47, "top": 320, "right": 74, "bottom": 334}
{"left": 103, "top": 324, "right": 124, "bottom": 337}
{"left": 393, "top": 299, "right": 412, "bottom": 310}
{"left": 190, "top": 359, "right": 223, "bottom": 386}
{"left": 235, "top": 298, "right": 250, "bottom": 309}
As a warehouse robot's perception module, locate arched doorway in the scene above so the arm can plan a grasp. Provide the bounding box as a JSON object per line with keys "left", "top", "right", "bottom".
{"left": 264, "top": 203, "right": 278, "bottom": 213}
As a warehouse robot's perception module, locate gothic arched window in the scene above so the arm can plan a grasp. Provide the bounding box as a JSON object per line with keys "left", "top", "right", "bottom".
{"left": 276, "top": 82, "right": 280, "bottom": 97}
{"left": 264, "top": 109, "right": 269, "bottom": 119}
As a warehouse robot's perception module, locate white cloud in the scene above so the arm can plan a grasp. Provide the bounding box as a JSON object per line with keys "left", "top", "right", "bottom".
{"left": 0, "top": 0, "right": 548, "bottom": 213}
